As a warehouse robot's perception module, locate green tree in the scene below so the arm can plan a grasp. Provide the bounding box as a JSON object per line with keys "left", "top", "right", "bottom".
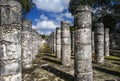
{"left": 69, "top": 0, "right": 96, "bottom": 15}
{"left": 17, "top": 0, "right": 34, "bottom": 18}
{"left": 69, "top": 0, "right": 120, "bottom": 16}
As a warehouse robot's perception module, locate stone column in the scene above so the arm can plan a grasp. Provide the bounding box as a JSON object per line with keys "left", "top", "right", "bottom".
{"left": 21, "top": 20, "right": 32, "bottom": 69}
{"left": 71, "top": 31, "right": 74, "bottom": 55}
{"left": 53, "top": 31, "right": 56, "bottom": 53}
{"left": 0, "top": 0, "right": 22, "bottom": 81}
{"left": 61, "top": 21, "right": 71, "bottom": 66}
{"left": 104, "top": 28, "right": 109, "bottom": 56}
{"left": 74, "top": 5, "right": 93, "bottom": 81}
{"left": 51, "top": 32, "right": 54, "bottom": 53}
{"left": 94, "top": 23, "right": 104, "bottom": 64}
{"left": 110, "top": 34, "right": 116, "bottom": 50}
{"left": 56, "top": 27, "right": 61, "bottom": 58}
{"left": 92, "top": 31, "right": 95, "bottom": 54}
{"left": 47, "top": 32, "right": 54, "bottom": 53}
{"left": 31, "top": 29, "right": 39, "bottom": 59}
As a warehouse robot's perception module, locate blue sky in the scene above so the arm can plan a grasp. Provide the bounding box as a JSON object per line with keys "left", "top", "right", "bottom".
{"left": 27, "top": 0, "right": 73, "bottom": 35}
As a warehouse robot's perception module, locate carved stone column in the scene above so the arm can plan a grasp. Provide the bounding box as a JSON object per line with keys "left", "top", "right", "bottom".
{"left": 71, "top": 31, "right": 74, "bottom": 55}
{"left": 31, "top": 29, "right": 38, "bottom": 58}
{"left": 74, "top": 5, "right": 93, "bottom": 81}
{"left": 50, "top": 32, "right": 54, "bottom": 53}
{"left": 61, "top": 21, "right": 71, "bottom": 66}
{"left": 46, "top": 32, "right": 54, "bottom": 53}
{"left": 94, "top": 23, "right": 104, "bottom": 64}
{"left": 53, "top": 31, "right": 56, "bottom": 53}
{"left": 56, "top": 27, "right": 61, "bottom": 58}
{"left": 92, "top": 31, "right": 95, "bottom": 54}
{"left": 104, "top": 28, "right": 109, "bottom": 56}
{"left": 21, "top": 20, "right": 32, "bottom": 69}
{"left": 0, "top": 0, "right": 22, "bottom": 81}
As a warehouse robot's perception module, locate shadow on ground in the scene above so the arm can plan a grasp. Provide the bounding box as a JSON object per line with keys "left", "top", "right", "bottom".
{"left": 42, "top": 65, "right": 74, "bottom": 81}
{"left": 42, "top": 57, "right": 62, "bottom": 65}
{"left": 44, "top": 54, "right": 56, "bottom": 58}
{"left": 93, "top": 66, "right": 120, "bottom": 77}
{"left": 112, "top": 62, "right": 120, "bottom": 65}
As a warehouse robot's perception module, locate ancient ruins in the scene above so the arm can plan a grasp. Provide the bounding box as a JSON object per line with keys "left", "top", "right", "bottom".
{"left": 0, "top": 0, "right": 120, "bottom": 81}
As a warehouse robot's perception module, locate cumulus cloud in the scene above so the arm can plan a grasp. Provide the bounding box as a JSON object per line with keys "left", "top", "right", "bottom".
{"left": 62, "top": 12, "right": 73, "bottom": 19}
{"left": 34, "top": 20, "right": 58, "bottom": 30}
{"left": 32, "top": 0, "right": 70, "bottom": 13}
{"left": 31, "top": 0, "right": 74, "bottom": 35}
{"left": 37, "top": 30, "right": 52, "bottom": 35}
{"left": 32, "top": 13, "right": 73, "bottom": 35}
{"left": 32, "top": 14, "right": 59, "bottom": 35}
{"left": 40, "top": 14, "right": 48, "bottom": 20}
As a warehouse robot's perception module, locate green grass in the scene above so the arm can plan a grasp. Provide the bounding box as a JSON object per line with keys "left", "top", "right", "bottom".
{"left": 105, "top": 55, "right": 120, "bottom": 60}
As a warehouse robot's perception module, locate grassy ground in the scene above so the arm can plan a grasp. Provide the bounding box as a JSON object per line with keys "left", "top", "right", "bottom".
{"left": 22, "top": 45, "right": 120, "bottom": 81}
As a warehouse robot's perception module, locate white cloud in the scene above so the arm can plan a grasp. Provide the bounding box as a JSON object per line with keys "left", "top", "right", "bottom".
{"left": 61, "top": 12, "right": 73, "bottom": 19}
{"left": 40, "top": 14, "right": 48, "bottom": 20}
{"left": 31, "top": 0, "right": 74, "bottom": 35}
{"left": 37, "top": 30, "right": 52, "bottom": 35}
{"left": 35, "top": 20, "right": 58, "bottom": 30}
{"left": 49, "top": 12, "right": 73, "bottom": 23}
{"left": 32, "top": 13, "right": 73, "bottom": 35}
{"left": 32, "top": 0, "right": 70, "bottom": 13}
{"left": 33, "top": 20, "right": 59, "bottom": 30}
{"left": 62, "top": 12, "right": 73, "bottom": 19}
{"left": 32, "top": 15, "right": 59, "bottom": 35}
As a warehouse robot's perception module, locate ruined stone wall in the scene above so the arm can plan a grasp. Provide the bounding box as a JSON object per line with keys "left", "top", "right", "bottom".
{"left": 0, "top": 0, "right": 22, "bottom": 81}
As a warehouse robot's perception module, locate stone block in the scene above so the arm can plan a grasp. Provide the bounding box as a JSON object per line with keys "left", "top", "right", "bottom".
{"left": 0, "top": 60, "right": 21, "bottom": 75}
{"left": 0, "top": 73, "right": 21, "bottom": 81}
{"left": 0, "top": 43, "right": 21, "bottom": 60}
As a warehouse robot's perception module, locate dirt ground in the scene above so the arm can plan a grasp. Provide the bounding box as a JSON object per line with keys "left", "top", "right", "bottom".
{"left": 22, "top": 46, "right": 120, "bottom": 81}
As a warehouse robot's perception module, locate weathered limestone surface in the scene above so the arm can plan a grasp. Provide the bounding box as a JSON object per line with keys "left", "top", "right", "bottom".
{"left": 110, "top": 33, "right": 120, "bottom": 56}
{"left": 21, "top": 20, "right": 32, "bottom": 69}
{"left": 94, "top": 23, "right": 104, "bottom": 64}
{"left": 31, "top": 29, "right": 43, "bottom": 59}
{"left": 104, "top": 28, "right": 109, "bottom": 56}
{"left": 0, "top": 0, "right": 22, "bottom": 81}
{"left": 61, "top": 21, "right": 71, "bottom": 66}
{"left": 31, "top": 29, "right": 37, "bottom": 59}
{"left": 92, "top": 31, "right": 95, "bottom": 54}
{"left": 51, "top": 33, "right": 54, "bottom": 53}
{"left": 53, "top": 31, "right": 56, "bottom": 53}
{"left": 71, "top": 31, "right": 74, "bottom": 55}
{"left": 47, "top": 32, "right": 54, "bottom": 53}
{"left": 74, "top": 5, "right": 93, "bottom": 81}
{"left": 110, "top": 33, "right": 120, "bottom": 50}
{"left": 56, "top": 27, "right": 61, "bottom": 58}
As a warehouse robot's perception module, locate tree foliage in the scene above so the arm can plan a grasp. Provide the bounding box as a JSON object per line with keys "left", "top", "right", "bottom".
{"left": 69, "top": 0, "right": 96, "bottom": 15}
{"left": 69, "top": 0, "right": 120, "bottom": 32}
{"left": 17, "top": 0, "right": 34, "bottom": 18}
{"left": 69, "top": 0, "right": 120, "bottom": 16}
